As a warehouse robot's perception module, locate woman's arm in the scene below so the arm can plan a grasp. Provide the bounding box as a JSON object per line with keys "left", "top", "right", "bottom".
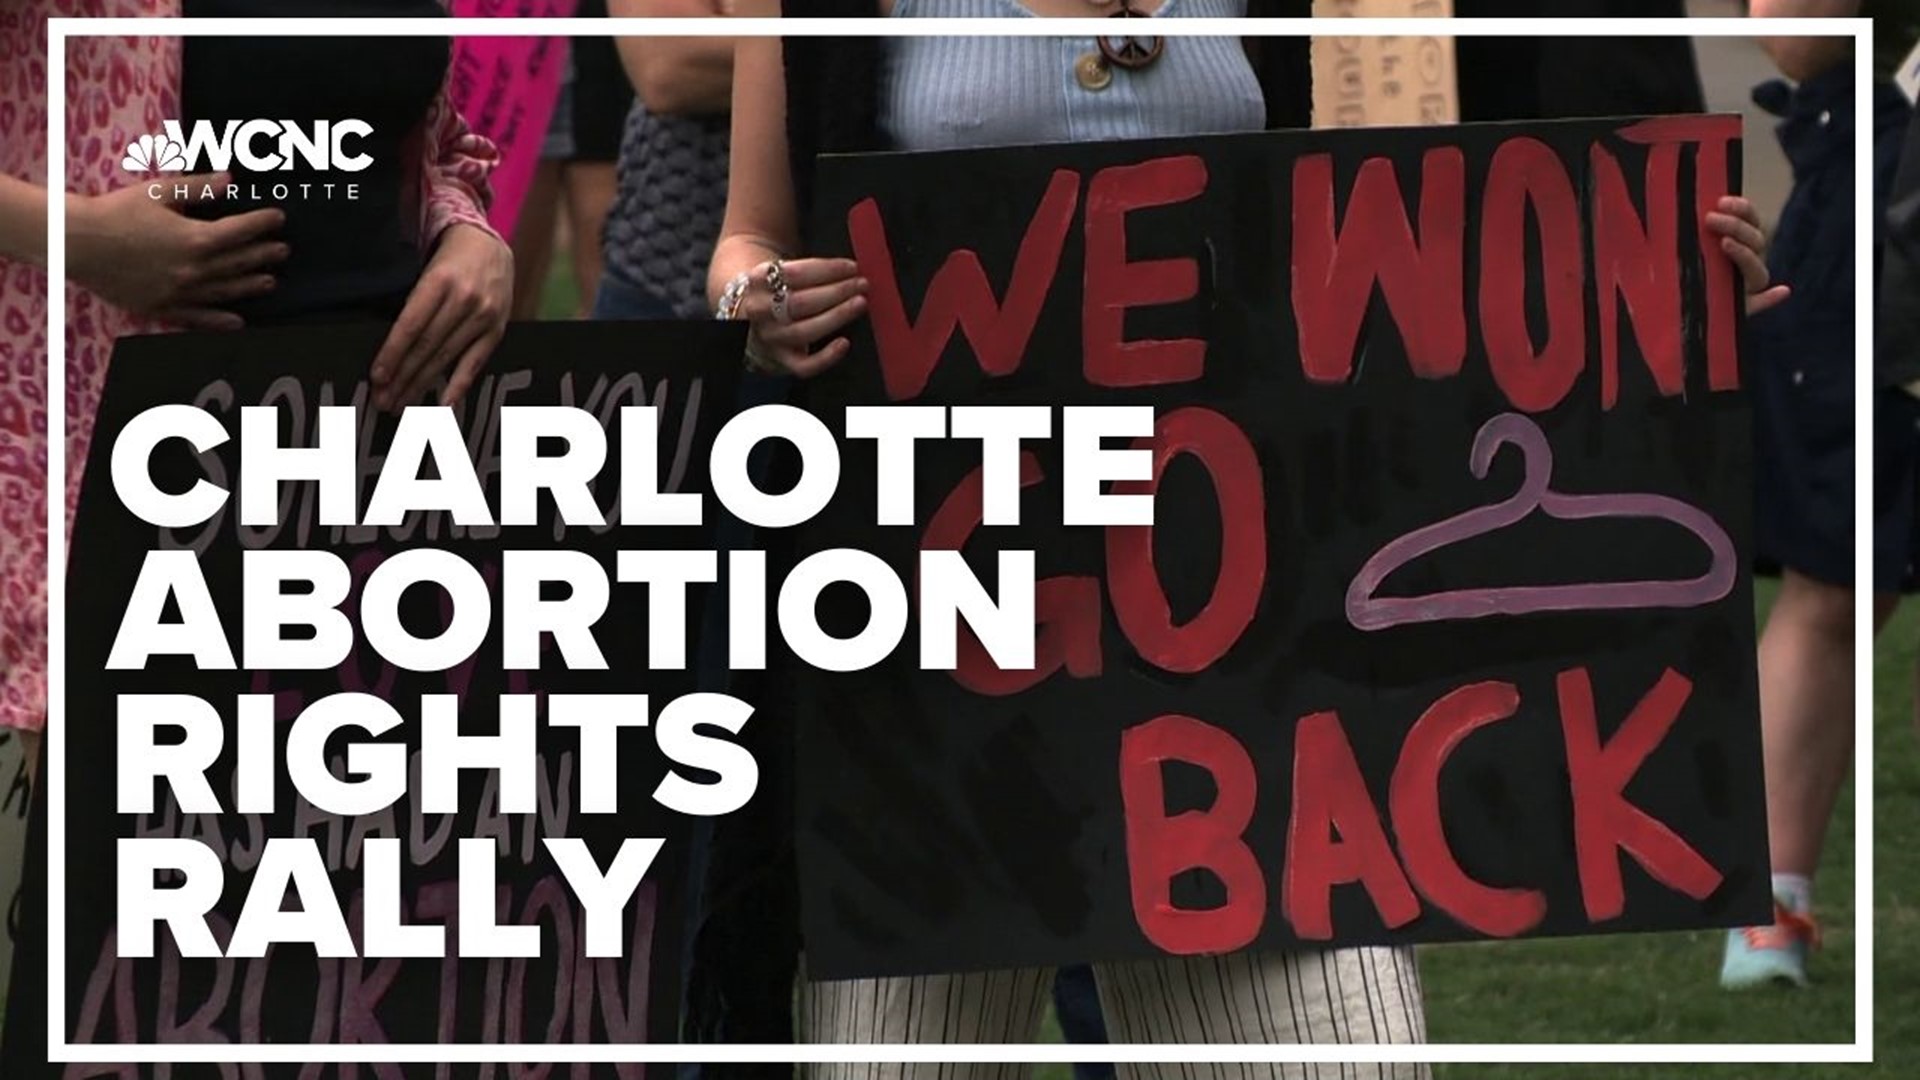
{"left": 415, "top": 80, "right": 505, "bottom": 249}
{"left": 610, "top": 0, "right": 735, "bottom": 115}
{"left": 0, "top": 176, "right": 49, "bottom": 268}
{"left": 709, "top": 35, "right": 800, "bottom": 304}
{"left": 370, "top": 71, "right": 513, "bottom": 412}
{"left": 5, "top": 172, "right": 285, "bottom": 329}
{"left": 416, "top": 0, "right": 502, "bottom": 246}
{"left": 708, "top": 27, "right": 866, "bottom": 377}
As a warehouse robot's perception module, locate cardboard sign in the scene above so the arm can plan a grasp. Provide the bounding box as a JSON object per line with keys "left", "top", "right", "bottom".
{"left": 448, "top": 0, "right": 581, "bottom": 240}
{"left": 1310, "top": 0, "right": 1458, "bottom": 129}
{"left": 4, "top": 320, "right": 741, "bottom": 1072}
{"left": 796, "top": 116, "right": 1769, "bottom": 981}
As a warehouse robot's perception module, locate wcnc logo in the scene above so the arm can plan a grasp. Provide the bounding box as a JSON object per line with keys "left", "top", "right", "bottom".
{"left": 124, "top": 119, "right": 372, "bottom": 202}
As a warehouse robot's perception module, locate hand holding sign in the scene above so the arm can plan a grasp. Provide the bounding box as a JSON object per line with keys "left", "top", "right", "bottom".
{"left": 369, "top": 220, "right": 514, "bottom": 411}
{"left": 724, "top": 257, "right": 870, "bottom": 377}
{"left": 67, "top": 172, "right": 288, "bottom": 330}
{"left": 1706, "top": 195, "right": 1793, "bottom": 315}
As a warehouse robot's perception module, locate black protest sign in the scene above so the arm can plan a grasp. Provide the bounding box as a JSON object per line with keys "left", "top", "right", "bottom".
{"left": 796, "top": 117, "right": 1769, "bottom": 980}
{"left": 12, "top": 320, "right": 739, "bottom": 1073}
{"left": 0, "top": 729, "right": 28, "bottom": 976}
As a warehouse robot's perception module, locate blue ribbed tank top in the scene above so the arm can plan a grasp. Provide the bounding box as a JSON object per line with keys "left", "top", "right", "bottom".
{"left": 880, "top": 0, "right": 1267, "bottom": 151}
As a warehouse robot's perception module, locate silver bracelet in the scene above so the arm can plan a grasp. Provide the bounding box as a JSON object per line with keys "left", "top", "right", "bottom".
{"left": 715, "top": 266, "right": 785, "bottom": 375}
{"left": 714, "top": 268, "right": 753, "bottom": 321}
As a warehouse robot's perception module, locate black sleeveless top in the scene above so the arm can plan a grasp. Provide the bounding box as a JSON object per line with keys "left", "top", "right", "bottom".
{"left": 182, "top": 0, "right": 450, "bottom": 324}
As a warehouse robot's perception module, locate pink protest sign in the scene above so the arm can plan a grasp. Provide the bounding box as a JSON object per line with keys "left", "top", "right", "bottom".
{"left": 448, "top": 0, "right": 581, "bottom": 240}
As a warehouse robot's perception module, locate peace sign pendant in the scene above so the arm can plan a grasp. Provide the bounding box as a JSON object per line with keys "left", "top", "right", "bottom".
{"left": 1097, "top": 9, "right": 1164, "bottom": 71}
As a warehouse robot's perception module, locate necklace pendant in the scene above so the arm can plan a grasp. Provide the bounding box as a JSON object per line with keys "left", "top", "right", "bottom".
{"left": 1097, "top": 5, "right": 1164, "bottom": 71}
{"left": 1098, "top": 18, "right": 1165, "bottom": 72}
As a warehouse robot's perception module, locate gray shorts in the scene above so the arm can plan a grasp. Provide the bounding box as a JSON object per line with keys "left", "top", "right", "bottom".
{"left": 541, "top": 51, "right": 577, "bottom": 160}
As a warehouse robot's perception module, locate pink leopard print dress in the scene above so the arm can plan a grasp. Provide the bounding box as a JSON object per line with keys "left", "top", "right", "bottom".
{"left": 0, "top": 2, "right": 499, "bottom": 733}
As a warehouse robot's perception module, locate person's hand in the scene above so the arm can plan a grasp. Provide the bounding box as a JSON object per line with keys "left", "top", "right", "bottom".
{"left": 66, "top": 172, "right": 286, "bottom": 330}
{"left": 1705, "top": 196, "right": 1791, "bottom": 316}
{"left": 734, "top": 257, "right": 868, "bottom": 377}
{"left": 369, "top": 222, "right": 513, "bottom": 412}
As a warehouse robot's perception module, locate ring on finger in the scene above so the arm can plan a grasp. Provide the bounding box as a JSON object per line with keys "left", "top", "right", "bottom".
{"left": 766, "top": 258, "right": 792, "bottom": 324}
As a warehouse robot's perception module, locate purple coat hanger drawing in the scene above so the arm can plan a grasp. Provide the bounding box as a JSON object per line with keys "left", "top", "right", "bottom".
{"left": 1345, "top": 413, "right": 1736, "bottom": 632}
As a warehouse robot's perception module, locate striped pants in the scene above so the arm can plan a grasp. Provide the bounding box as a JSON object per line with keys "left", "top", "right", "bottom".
{"left": 800, "top": 947, "right": 1430, "bottom": 1080}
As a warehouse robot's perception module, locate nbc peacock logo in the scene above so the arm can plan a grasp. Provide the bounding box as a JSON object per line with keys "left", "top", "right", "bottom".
{"left": 120, "top": 134, "right": 187, "bottom": 175}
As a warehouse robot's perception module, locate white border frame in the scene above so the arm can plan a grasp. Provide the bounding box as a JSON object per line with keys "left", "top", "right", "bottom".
{"left": 44, "top": 13, "right": 1874, "bottom": 1067}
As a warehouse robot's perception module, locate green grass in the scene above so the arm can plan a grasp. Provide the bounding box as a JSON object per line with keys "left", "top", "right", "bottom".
{"left": 1418, "top": 584, "right": 1859, "bottom": 1075}
{"left": 1405, "top": 583, "right": 1903, "bottom": 1075}
{"left": 541, "top": 263, "right": 582, "bottom": 321}
{"left": 1874, "top": 597, "right": 1920, "bottom": 1074}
